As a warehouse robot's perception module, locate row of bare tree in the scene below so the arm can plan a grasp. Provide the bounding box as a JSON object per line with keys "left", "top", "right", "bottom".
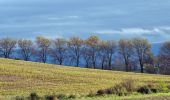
{"left": 0, "top": 36, "right": 169, "bottom": 74}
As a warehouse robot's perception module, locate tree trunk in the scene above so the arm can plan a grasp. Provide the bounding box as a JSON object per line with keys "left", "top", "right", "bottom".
{"left": 140, "top": 60, "right": 144, "bottom": 73}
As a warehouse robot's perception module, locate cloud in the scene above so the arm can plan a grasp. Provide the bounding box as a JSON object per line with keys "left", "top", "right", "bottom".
{"left": 121, "top": 28, "right": 153, "bottom": 34}
{"left": 95, "top": 27, "right": 170, "bottom": 35}
{"left": 94, "top": 27, "right": 170, "bottom": 43}
{"left": 48, "top": 15, "right": 80, "bottom": 21}
{"left": 0, "top": 0, "right": 170, "bottom": 43}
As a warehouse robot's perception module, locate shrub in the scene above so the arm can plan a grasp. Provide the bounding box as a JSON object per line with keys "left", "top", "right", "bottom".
{"left": 137, "top": 81, "right": 170, "bottom": 94}
{"left": 105, "top": 88, "right": 114, "bottom": 94}
{"left": 87, "top": 91, "right": 96, "bottom": 97}
{"left": 145, "top": 65, "right": 157, "bottom": 74}
{"left": 167, "top": 85, "right": 170, "bottom": 90}
{"left": 95, "top": 79, "right": 136, "bottom": 96}
{"left": 137, "top": 83, "right": 160, "bottom": 94}
{"left": 96, "top": 89, "right": 106, "bottom": 96}
{"left": 121, "top": 79, "right": 136, "bottom": 93}
{"left": 45, "top": 95, "right": 58, "bottom": 100}
{"left": 112, "top": 84, "right": 128, "bottom": 96}
{"left": 16, "top": 96, "right": 24, "bottom": 100}
{"left": 111, "top": 79, "right": 135, "bottom": 96}
{"left": 68, "top": 94, "right": 76, "bottom": 99}
{"left": 56, "top": 94, "right": 67, "bottom": 99}
{"left": 29, "top": 93, "right": 39, "bottom": 100}
{"left": 161, "top": 87, "right": 169, "bottom": 93}
{"left": 147, "top": 83, "right": 158, "bottom": 93}
{"left": 157, "top": 81, "right": 169, "bottom": 93}
{"left": 137, "top": 85, "right": 152, "bottom": 94}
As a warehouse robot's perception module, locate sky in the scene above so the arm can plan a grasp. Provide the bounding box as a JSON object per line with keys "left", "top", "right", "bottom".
{"left": 0, "top": 0, "right": 170, "bottom": 43}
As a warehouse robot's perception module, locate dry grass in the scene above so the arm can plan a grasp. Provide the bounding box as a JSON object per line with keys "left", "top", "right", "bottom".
{"left": 0, "top": 58, "right": 170, "bottom": 99}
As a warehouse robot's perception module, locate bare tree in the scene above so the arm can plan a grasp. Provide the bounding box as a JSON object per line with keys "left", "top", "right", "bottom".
{"left": 145, "top": 55, "right": 158, "bottom": 74}
{"left": 98, "top": 40, "right": 116, "bottom": 70}
{"left": 159, "top": 41, "right": 170, "bottom": 74}
{"left": 35, "top": 36, "right": 51, "bottom": 63}
{"left": 18, "top": 39, "right": 34, "bottom": 61}
{"left": 132, "top": 38, "right": 152, "bottom": 73}
{"left": 86, "top": 36, "right": 100, "bottom": 68}
{"left": 118, "top": 39, "right": 133, "bottom": 72}
{"left": 0, "top": 38, "right": 17, "bottom": 58}
{"left": 99, "top": 40, "right": 108, "bottom": 69}
{"left": 68, "top": 37, "right": 83, "bottom": 67}
{"left": 50, "top": 38, "right": 68, "bottom": 65}
{"left": 82, "top": 42, "right": 92, "bottom": 68}
{"left": 105, "top": 40, "right": 116, "bottom": 70}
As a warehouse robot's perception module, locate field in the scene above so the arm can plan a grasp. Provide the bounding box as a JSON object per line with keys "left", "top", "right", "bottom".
{"left": 0, "top": 58, "right": 170, "bottom": 99}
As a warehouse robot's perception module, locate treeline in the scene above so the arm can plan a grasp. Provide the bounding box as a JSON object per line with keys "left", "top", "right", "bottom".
{"left": 0, "top": 36, "right": 170, "bottom": 74}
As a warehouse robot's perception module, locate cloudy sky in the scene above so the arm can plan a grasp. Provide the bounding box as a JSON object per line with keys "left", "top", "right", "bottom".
{"left": 0, "top": 0, "right": 170, "bottom": 43}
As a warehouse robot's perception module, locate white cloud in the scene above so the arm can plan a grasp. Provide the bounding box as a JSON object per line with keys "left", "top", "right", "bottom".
{"left": 121, "top": 28, "right": 152, "bottom": 34}
{"left": 95, "top": 27, "right": 170, "bottom": 35}
{"left": 94, "top": 27, "right": 170, "bottom": 43}
{"left": 48, "top": 15, "right": 80, "bottom": 21}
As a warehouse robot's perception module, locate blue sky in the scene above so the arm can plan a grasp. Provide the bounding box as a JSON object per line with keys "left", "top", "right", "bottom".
{"left": 0, "top": 0, "right": 170, "bottom": 43}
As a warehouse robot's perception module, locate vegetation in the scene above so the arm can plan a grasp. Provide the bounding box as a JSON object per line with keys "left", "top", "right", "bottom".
{"left": 1, "top": 36, "right": 170, "bottom": 99}
{"left": 0, "top": 36, "right": 168, "bottom": 74}
{"left": 0, "top": 58, "right": 170, "bottom": 99}
{"left": 159, "top": 41, "right": 170, "bottom": 74}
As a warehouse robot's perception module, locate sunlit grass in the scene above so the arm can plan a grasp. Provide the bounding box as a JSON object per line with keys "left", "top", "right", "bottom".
{"left": 0, "top": 58, "right": 170, "bottom": 99}
{"left": 78, "top": 93, "right": 170, "bottom": 100}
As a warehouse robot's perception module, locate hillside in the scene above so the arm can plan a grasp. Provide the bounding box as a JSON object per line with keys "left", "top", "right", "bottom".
{"left": 0, "top": 58, "right": 170, "bottom": 99}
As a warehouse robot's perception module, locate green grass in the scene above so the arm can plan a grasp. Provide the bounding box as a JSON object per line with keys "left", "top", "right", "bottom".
{"left": 77, "top": 93, "right": 170, "bottom": 100}
{"left": 0, "top": 58, "right": 170, "bottom": 99}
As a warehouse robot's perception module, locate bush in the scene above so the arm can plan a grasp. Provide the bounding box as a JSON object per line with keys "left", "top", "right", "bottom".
{"left": 96, "top": 89, "right": 106, "bottom": 96}
{"left": 145, "top": 65, "right": 157, "bottom": 74}
{"left": 121, "top": 79, "right": 136, "bottom": 93}
{"left": 29, "top": 93, "right": 39, "bottom": 100}
{"left": 87, "top": 91, "right": 96, "bottom": 97}
{"left": 16, "top": 96, "right": 24, "bottom": 100}
{"left": 161, "top": 87, "right": 169, "bottom": 93}
{"left": 56, "top": 94, "right": 67, "bottom": 99}
{"left": 111, "top": 79, "right": 136, "bottom": 96}
{"left": 105, "top": 88, "right": 114, "bottom": 94}
{"left": 147, "top": 83, "right": 158, "bottom": 93}
{"left": 112, "top": 84, "right": 128, "bottom": 96}
{"left": 157, "top": 81, "right": 169, "bottom": 93}
{"left": 68, "top": 94, "right": 76, "bottom": 99}
{"left": 137, "top": 85, "right": 152, "bottom": 94}
{"left": 167, "top": 85, "right": 170, "bottom": 90}
{"left": 45, "top": 95, "right": 58, "bottom": 100}
{"left": 96, "top": 79, "right": 136, "bottom": 96}
{"left": 137, "top": 81, "right": 170, "bottom": 94}
{"left": 137, "top": 83, "right": 159, "bottom": 94}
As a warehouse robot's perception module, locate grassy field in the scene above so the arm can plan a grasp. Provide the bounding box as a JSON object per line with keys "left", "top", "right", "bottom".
{"left": 0, "top": 58, "right": 170, "bottom": 99}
